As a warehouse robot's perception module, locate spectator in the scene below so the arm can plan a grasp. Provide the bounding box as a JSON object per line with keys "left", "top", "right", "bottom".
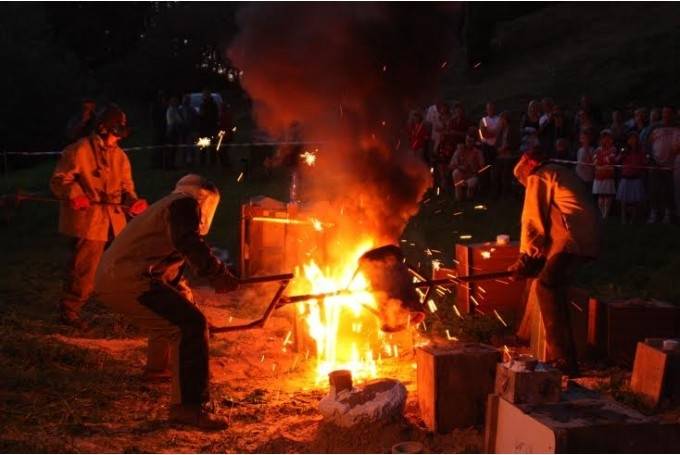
{"left": 539, "top": 97, "right": 555, "bottom": 128}
{"left": 496, "top": 111, "right": 517, "bottom": 197}
{"left": 577, "top": 95, "right": 604, "bottom": 131}
{"left": 555, "top": 137, "right": 570, "bottom": 160}
{"left": 150, "top": 90, "right": 168, "bottom": 169}
{"left": 450, "top": 101, "right": 471, "bottom": 152}
{"left": 610, "top": 110, "right": 626, "bottom": 145}
{"left": 647, "top": 106, "right": 678, "bottom": 223}
{"left": 425, "top": 101, "right": 449, "bottom": 164}
{"left": 449, "top": 130, "right": 485, "bottom": 202}
{"left": 616, "top": 131, "right": 647, "bottom": 224}
{"left": 65, "top": 98, "right": 97, "bottom": 143}
{"left": 198, "top": 89, "right": 219, "bottom": 166}
{"left": 431, "top": 103, "right": 453, "bottom": 188}
{"left": 180, "top": 94, "right": 199, "bottom": 166}
{"left": 479, "top": 101, "right": 502, "bottom": 196}
{"left": 592, "top": 129, "right": 617, "bottom": 219}
{"left": 520, "top": 100, "right": 541, "bottom": 152}
{"left": 540, "top": 105, "right": 570, "bottom": 158}
{"left": 575, "top": 128, "right": 595, "bottom": 188}
{"left": 624, "top": 102, "right": 637, "bottom": 131}
{"left": 627, "top": 108, "right": 648, "bottom": 135}
{"left": 640, "top": 107, "right": 660, "bottom": 149}
{"left": 165, "top": 96, "right": 183, "bottom": 170}
{"left": 408, "top": 110, "right": 430, "bottom": 163}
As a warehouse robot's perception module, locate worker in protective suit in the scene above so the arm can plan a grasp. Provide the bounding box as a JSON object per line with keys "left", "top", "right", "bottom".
{"left": 509, "top": 146, "right": 601, "bottom": 375}
{"left": 94, "top": 174, "right": 238, "bottom": 430}
{"left": 51, "top": 104, "right": 148, "bottom": 330}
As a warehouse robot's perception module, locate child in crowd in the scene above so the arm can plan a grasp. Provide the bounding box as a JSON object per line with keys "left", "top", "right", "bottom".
{"left": 610, "top": 110, "right": 627, "bottom": 145}
{"left": 592, "top": 129, "right": 617, "bottom": 219}
{"left": 449, "top": 131, "right": 485, "bottom": 202}
{"left": 575, "top": 128, "right": 595, "bottom": 188}
{"left": 616, "top": 131, "right": 647, "bottom": 224}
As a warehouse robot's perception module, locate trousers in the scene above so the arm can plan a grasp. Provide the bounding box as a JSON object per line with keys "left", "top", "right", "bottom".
{"left": 60, "top": 237, "right": 106, "bottom": 320}
{"left": 98, "top": 282, "right": 210, "bottom": 406}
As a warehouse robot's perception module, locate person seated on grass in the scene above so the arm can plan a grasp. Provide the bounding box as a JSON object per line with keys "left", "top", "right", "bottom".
{"left": 95, "top": 174, "right": 239, "bottom": 431}
{"left": 449, "top": 130, "right": 485, "bottom": 202}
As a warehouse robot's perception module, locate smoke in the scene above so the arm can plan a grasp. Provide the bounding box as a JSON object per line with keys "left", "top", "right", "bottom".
{"left": 229, "top": 4, "right": 460, "bottom": 247}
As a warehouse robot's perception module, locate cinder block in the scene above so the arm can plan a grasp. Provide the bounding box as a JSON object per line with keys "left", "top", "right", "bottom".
{"left": 484, "top": 393, "right": 680, "bottom": 453}
{"left": 630, "top": 338, "right": 680, "bottom": 408}
{"left": 417, "top": 342, "right": 500, "bottom": 433}
{"left": 494, "top": 362, "right": 561, "bottom": 405}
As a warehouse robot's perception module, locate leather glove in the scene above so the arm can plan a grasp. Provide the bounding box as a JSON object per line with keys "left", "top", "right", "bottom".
{"left": 70, "top": 195, "right": 91, "bottom": 210}
{"left": 212, "top": 266, "right": 240, "bottom": 294}
{"left": 508, "top": 254, "right": 546, "bottom": 280}
{"left": 128, "top": 198, "right": 148, "bottom": 216}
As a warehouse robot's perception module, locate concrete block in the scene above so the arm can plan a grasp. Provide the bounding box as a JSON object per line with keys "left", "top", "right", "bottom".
{"left": 495, "top": 362, "right": 561, "bottom": 405}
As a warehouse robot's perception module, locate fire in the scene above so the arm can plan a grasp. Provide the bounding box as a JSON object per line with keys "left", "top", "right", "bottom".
{"left": 292, "top": 241, "right": 401, "bottom": 383}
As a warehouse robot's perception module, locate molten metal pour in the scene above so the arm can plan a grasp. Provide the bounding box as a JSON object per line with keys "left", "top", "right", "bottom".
{"left": 211, "top": 245, "right": 512, "bottom": 334}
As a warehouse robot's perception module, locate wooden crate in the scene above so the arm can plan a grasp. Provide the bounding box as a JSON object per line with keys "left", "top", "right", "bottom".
{"left": 417, "top": 342, "right": 500, "bottom": 433}
{"left": 630, "top": 338, "right": 680, "bottom": 408}
{"left": 588, "top": 298, "right": 680, "bottom": 366}
{"left": 484, "top": 393, "right": 680, "bottom": 453}
{"left": 454, "top": 241, "right": 525, "bottom": 323}
{"left": 240, "top": 197, "right": 326, "bottom": 277}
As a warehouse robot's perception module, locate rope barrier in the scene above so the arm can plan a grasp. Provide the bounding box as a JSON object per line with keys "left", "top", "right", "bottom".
{"left": 1, "top": 141, "right": 322, "bottom": 157}
{"left": 549, "top": 158, "right": 676, "bottom": 172}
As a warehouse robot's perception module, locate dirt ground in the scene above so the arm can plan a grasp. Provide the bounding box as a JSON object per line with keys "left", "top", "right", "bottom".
{"left": 0, "top": 285, "right": 483, "bottom": 453}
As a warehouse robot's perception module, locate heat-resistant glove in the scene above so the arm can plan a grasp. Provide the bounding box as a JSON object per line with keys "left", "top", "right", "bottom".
{"left": 128, "top": 198, "right": 148, "bottom": 216}
{"left": 508, "top": 254, "right": 546, "bottom": 280}
{"left": 70, "top": 195, "right": 91, "bottom": 210}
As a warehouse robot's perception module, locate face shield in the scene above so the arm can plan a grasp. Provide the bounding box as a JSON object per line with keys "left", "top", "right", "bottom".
{"left": 174, "top": 174, "right": 220, "bottom": 236}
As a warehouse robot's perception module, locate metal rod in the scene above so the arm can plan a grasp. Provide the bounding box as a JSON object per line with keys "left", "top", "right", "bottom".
{"left": 211, "top": 280, "right": 290, "bottom": 333}
{"left": 239, "top": 273, "right": 295, "bottom": 284}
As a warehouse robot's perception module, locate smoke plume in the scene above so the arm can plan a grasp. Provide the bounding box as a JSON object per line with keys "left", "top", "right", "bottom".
{"left": 229, "top": 4, "right": 460, "bottom": 249}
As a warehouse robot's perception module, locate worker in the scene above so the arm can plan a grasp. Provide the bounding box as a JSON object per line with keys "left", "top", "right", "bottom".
{"left": 51, "top": 104, "right": 148, "bottom": 330}
{"left": 509, "top": 146, "right": 601, "bottom": 375}
{"left": 94, "top": 174, "right": 239, "bottom": 430}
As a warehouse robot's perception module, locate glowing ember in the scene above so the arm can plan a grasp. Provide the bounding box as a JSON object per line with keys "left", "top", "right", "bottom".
{"left": 459, "top": 234, "right": 472, "bottom": 240}
{"left": 426, "top": 299, "right": 438, "bottom": 313}
{"left": 216, "top": 130, "right": 226, "bottom": 151}
{"left": 481, "top": 251, "right": 492, "bottom": 259}
{"left": 474, "top": 204, "right": 487, "bottom": 211}
{"left": 300, "top": 150, "right": 317, "bottom": 166}
{"left": 196, "top": 137, "right": 211, "bottom": 148}
{"left": 236, "top": 171, "right": 244, "bottom": 182}
{"left": 494, "top": 309, "right": 508, "bottom": 327}
{"left": 431, "top": 259, "right": 441, "bottom": 271}
{"left": 310, "top": 217, "right": 324, "bottom": 231}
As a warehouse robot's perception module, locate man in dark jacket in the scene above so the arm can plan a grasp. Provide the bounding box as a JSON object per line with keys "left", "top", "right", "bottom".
{"left": 95, "top": 174, "right": 238, "bottom": 430}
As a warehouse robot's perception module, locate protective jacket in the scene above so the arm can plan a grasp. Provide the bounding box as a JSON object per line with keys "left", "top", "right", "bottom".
{"left": 50, "top": 134, "right": 137, "bottom": 241}
{"left": 519, "top": 163, "right": 601, "bottom": 260}
{"left": 95, "top": 192, "right": 231, "bottom": 297}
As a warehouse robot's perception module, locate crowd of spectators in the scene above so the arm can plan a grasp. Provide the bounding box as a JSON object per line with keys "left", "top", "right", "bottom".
{"left": 408, "top": 95, "right": 680, "bottom": 224}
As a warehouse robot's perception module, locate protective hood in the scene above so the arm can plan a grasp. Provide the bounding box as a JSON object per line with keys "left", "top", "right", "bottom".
{"left": 173, "top": 174, "right": 220, "bottom": 235}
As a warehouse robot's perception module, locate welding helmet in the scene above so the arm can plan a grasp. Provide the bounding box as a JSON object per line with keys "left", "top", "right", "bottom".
{"left": 173, "top": 174, "right": 220, "bottom": 236}
{"left": 95, "top": 104, "right": 130, "bottom": 138}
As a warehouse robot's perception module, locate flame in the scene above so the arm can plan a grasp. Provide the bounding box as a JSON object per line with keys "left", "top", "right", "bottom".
{"left": 291, "top": 241, "right": 403, "bottom": 383}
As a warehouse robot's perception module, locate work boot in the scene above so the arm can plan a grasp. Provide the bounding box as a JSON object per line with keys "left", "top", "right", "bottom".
{"left": 142, "top": 368, "right": 172, "bottom": 383}
{"left": 169, "top": 404, "right": 228, "bottom": 431}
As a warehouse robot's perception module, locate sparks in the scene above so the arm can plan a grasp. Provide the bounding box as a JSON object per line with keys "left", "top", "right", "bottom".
{"left": 473, "top": 61, "right": 482, "bottom": 69}
{"left": 216, "top": 130, "right": 225, "bottom": 151}
{"left": 236, "top": 171, "right": 244, "bottom": 182}
{"left": 459, "top": 234, "right": 472, "bottom": 240}
{"left": 570, "top": 301, "right": 584, "bottom": 312}
{"left": 196, "top": 137, "right": 211, "bottom": 148}
{"left": 436, "top": 187, "right": 441, "bottom": 196}
{"left": 452, "top": 304, "right": 463, "bottom": 319}
{"left": 427, "top": 299, "right": 438, "bottom": 313}
{"left": 431, "top": 259, "right": 441, "bottom": 271}
{"left": 440, "top": 61, "right": 448, "bottom": 69}
{"left": 493, "top": 309, "right": 508, "bottom": 327}
{"left": 300, "top": 150, "right": 317, "bottom": 166}
{"left": 474, "top": 204, "right": 487, "bottom": 210}
{"left": 478, "top": 164, "right": 492, "bottom": 174}
{"left": 478, "top": 286, "right": 487, "bottom": 294}
{"left": 445, "top": 329, "right": 458, "bottom": 341}
{"left": 232, "top": 126, "right": 238, "bottom": 132}
{"left": 453, "top": 211, "right": 463, "bottom": 216}
{"left": 310, "top": 217, "right": 323, "bottom": 231}
{"left": 470, "top": 295, "right": 481, "bottom": 307}
{"left": 260, "top": 354, "right": 265, "bottom": 363}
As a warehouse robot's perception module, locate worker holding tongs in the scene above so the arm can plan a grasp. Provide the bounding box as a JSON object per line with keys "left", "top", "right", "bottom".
{"left": 50, "top": 104, "right": 148, "bottom": 330}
